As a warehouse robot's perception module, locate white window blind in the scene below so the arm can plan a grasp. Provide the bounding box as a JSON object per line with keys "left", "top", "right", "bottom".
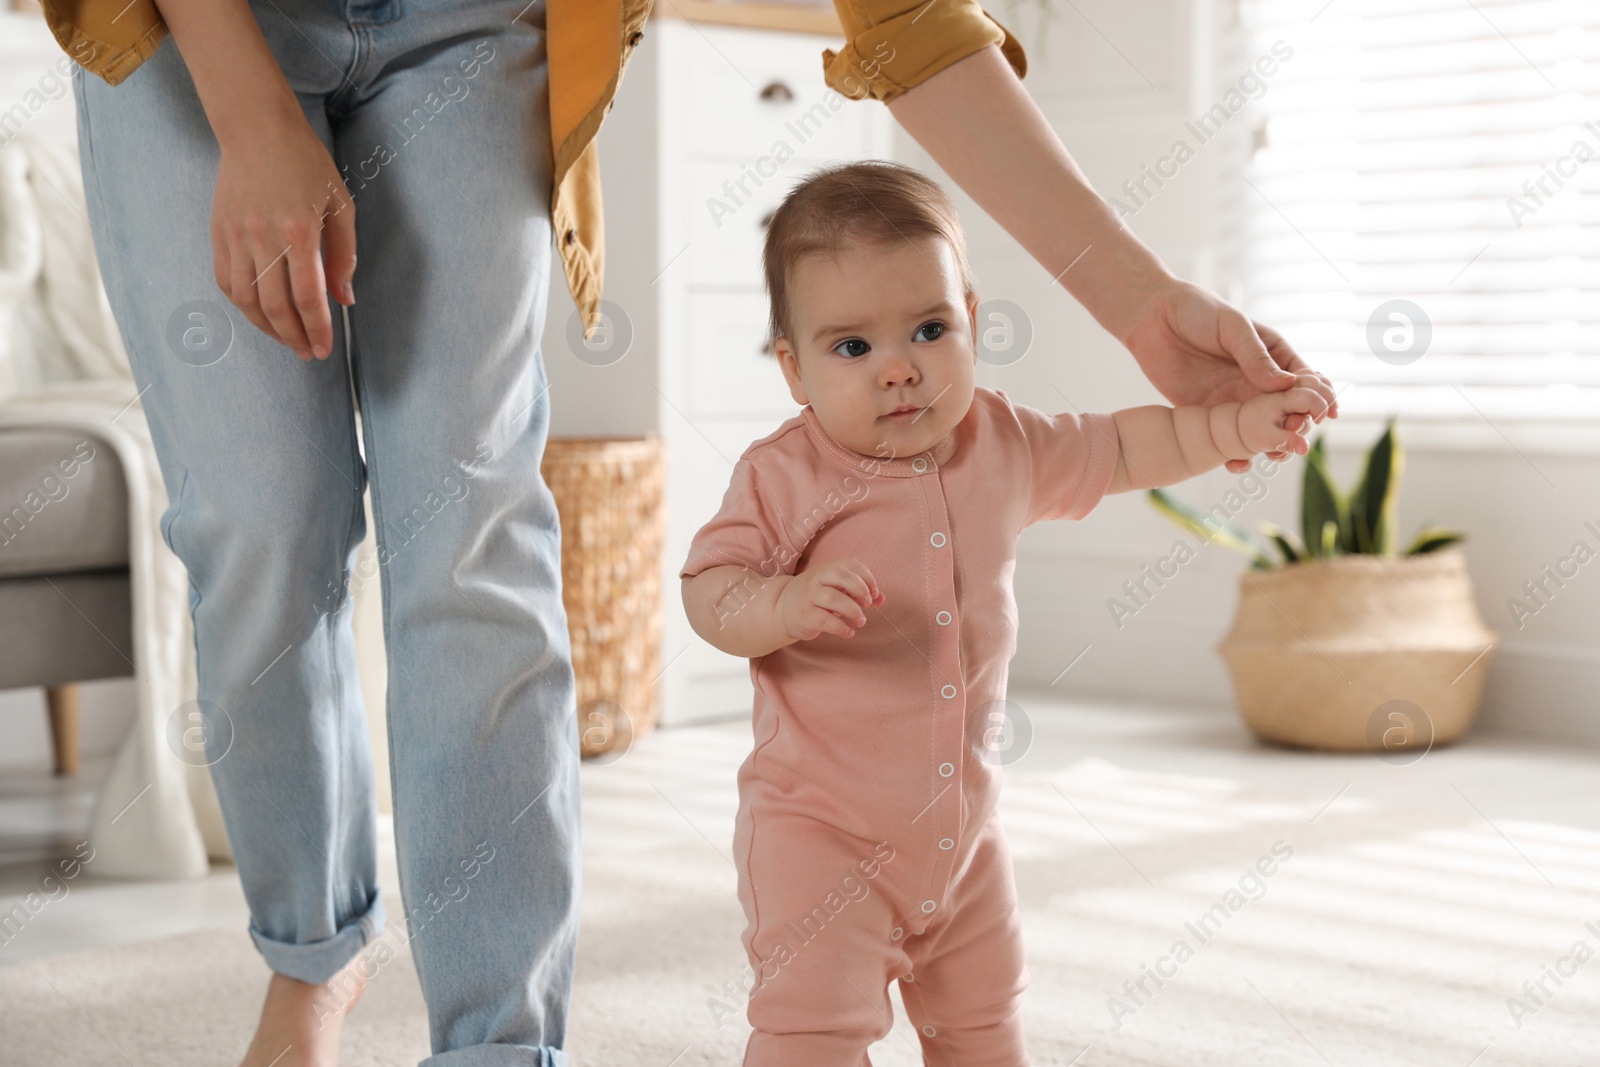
{"left": 1231, "top": 0, "right": 1600, "bottom": 421}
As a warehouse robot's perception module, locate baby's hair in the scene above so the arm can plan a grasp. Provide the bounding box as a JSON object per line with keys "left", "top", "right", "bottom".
{"left": 761, "top": 159, "right": 976, "bottom": 356}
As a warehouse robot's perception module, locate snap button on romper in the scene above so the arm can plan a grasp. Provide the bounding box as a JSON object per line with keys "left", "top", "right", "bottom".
{"left": 681, "top": 386, "right": 1120, "bottom": 1066}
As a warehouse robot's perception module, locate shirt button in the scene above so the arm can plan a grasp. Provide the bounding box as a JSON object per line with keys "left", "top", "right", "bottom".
{"left": 564, "top": 228, "right": 577, "bottom": 245}
{"left": 930, "top": 531, "right": 946, "bottom": 547}
{"left": 921, "top": 899, "right": 937, "bottom": 913}
{"left": 890, "top": 925, "right": 904, "bottom": 941}
{"left": 936, "top": 610, "right": 951, "bottom": 626}
{"left": 938, "top": 837, "right": 954, "bottom": 850}
{"left": 938, "top": 762, "right": 954, "bottom": 777}
{"left": 922, "top": 1025, "right": 938, "bottom": 1037}
{"left": 912, "top": 457, "right": 928, "bottom": 472}
{"left": 941, "top": 684, "right": 957, "bottom": 699}
{"left": 628, "top": 29, "right": 644, "bottom": 46}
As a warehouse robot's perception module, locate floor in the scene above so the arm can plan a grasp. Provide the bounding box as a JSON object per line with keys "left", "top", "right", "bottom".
{"left": 3, "top": 691, "right": 1598, "bottom": 1064}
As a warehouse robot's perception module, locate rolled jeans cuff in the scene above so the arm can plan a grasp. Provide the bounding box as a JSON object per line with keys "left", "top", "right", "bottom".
{"left": 420, "top": 1045, "right": 569, "bottom": 1067}
{"left": 248, "top": 884, "right": 386, "bottom": 985}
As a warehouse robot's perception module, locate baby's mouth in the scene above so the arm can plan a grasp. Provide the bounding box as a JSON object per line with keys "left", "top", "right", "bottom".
{"left": 884, "top": 405, "right": 925, "bottom": 422}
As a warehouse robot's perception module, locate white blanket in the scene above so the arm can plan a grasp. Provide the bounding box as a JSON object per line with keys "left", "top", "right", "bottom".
{"left": 0, "top": 130, "right": 231, "bottom": 878}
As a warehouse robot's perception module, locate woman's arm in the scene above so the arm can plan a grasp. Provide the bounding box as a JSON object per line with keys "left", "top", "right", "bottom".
{"left": 152, "top": 0, "right": 355, "bottom": 361}
{"left": 152, "top": 0, "right": 301, "bottom": 147}
{"left": 886, "top": 42, "right": 1338, "bottom": 470}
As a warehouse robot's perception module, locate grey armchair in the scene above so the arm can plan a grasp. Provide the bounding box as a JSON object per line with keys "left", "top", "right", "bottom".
{"left": 0, "top": 426, "right": 133, "bottom": 774}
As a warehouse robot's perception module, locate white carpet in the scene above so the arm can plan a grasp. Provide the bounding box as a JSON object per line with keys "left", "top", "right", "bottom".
{"left": 2, "top": 706, "right": 1597, "bottom": 1065}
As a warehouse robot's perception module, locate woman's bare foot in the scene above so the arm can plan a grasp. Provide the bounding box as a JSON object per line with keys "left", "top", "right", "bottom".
{"left": 239, "top": 952, "right": 369, "bottom": 1067}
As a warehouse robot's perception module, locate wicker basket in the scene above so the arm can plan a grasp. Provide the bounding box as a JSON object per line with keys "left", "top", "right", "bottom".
{"left": 1216, "top": 550, "right": 1498, "bottom": 753}
{"left": 540, "top": 435, "right": 664, "bottom": 760}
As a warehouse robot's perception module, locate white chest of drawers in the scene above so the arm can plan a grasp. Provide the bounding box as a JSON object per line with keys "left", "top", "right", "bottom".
{"left": 541, "top": 12, "right": 895, "bottom": 728}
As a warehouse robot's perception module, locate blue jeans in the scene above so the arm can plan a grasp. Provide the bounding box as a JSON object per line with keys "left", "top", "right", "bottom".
{"left": 70, "top": 1, "right": 580, "bottom": 1064}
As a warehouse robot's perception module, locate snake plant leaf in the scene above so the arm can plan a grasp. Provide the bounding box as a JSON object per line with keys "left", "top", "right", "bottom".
{"left": 1404, "top": 526, "right": 1465, "bottom": 555}
{"left": 1259, "top": 521, "right": 1304, "bottom": 565}
{"left": 1302, "top": 434, "right": 1346, "bottom": 558}
{"left": 1147, "top": 488, "right": 1274, "bottom": 568}
{"left": 1349, "top": 416, "right": 1401, "bottom": 556}
{"left": 1321, "top": 518, "right": 1340, "bottom": 557}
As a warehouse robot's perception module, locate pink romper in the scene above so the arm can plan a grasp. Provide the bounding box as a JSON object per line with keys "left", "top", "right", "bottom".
{"left": 679, "top": 386, "right": 1120, "bottom": 1066}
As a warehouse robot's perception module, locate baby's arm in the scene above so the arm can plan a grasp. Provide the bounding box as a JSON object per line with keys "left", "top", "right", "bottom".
{"left": 682, "top": 557, "right": 881, "bottom": 659}
{"left": 682, "top": 567, "right": 798, "bottom": 659}
{"left": 1106, "top": 372, "right": 1329, "bottom": 493}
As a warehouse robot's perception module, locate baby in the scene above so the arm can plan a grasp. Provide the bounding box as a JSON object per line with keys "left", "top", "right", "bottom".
{"left": 679, "top": 160, "right": 1325, "bottom": 1066}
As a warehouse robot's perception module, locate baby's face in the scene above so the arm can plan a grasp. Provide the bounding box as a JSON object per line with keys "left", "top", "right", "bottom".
{"left": 775, "top": 234, "right": 978, "bottom": 460}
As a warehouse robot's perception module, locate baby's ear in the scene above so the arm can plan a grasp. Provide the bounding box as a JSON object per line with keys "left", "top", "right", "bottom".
{"left": 773, "top": 337, "right": 809, "bottom": 406}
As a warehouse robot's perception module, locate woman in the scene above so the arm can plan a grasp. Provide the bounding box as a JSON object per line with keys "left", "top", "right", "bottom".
{"left": 50, "top": 0, "right": 1337, "bottom": 1063}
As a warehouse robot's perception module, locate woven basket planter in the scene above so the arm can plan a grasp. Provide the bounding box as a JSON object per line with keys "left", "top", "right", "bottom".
{"left": 1216, "top": 550, "right": 1498, "bottom": 753}
{"left": 540, "top": 435, "right": 664, "bottom": 760}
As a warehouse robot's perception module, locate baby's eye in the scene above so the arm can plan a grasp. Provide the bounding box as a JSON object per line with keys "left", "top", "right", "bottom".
{"left": 915, "top": 321, "right": 946, "bottom": 342}
{"left": 832, "top": 338, "right": 870, "bottom": 359}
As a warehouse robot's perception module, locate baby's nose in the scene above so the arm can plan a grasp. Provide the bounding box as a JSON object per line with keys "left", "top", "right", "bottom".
{"left": 879, "top": 354, "right": 919, "bottom": 384}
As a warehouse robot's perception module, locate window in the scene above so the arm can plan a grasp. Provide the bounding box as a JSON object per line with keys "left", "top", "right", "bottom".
{"left": 1231, "top": 0, "right": 1600, "bottom": 422}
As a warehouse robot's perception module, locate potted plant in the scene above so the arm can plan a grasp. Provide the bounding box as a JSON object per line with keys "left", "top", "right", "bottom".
{"left": 1148, "top": 417, "right": 1499, "bottom": 754}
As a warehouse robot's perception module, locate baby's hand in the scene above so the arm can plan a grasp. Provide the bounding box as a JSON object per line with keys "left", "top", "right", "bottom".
{"left": 776, "top": 556, "right": 883, "bottom": 641}
{"left": 1236, "top": 373, "right": 1330, "bottom": 458}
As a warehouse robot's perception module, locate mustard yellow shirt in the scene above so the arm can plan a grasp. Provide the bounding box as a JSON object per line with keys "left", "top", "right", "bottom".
{"left": 37, "top": 0, "right": 1026, "bottom": 337}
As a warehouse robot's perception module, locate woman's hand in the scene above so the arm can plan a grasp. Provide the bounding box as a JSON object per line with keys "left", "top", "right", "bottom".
{"left": 1122, "top": 279, "right": 1338, "bottom": 472}
{"left": 776, "top": 557, "right": 883, "bottom": 642}
{"left": 141, "top": 0, "right": 349, "bottom": 361}
{"left": 212, "top": 113, "right": 356, "bottom": 362}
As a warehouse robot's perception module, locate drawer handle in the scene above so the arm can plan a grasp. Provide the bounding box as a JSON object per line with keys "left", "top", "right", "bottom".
{"left": 759, "top": 80, "right": 794, "bottom": 103}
